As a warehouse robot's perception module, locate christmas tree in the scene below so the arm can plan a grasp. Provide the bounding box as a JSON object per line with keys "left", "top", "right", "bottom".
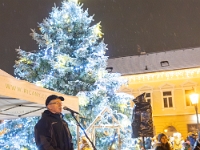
{"left": 1, "top": 0, "right": 133, "bottom": 149}
{"left": 0, "top": 117, "right": 38, "bottom": 150}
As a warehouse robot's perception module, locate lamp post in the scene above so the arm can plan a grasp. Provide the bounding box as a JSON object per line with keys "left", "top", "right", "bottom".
{"left": 190, "top": 93, "right": 199, "bottom": 133}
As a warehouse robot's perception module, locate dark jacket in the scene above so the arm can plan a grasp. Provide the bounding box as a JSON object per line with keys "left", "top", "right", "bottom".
{"left": 153, "top": 142, "right": 171, "bottom": 150}
{"left": 34, "top": 110, "right": 73, "bottom": 150}
{"left": 194, "top": 140, "right": 200, "bottom": 150}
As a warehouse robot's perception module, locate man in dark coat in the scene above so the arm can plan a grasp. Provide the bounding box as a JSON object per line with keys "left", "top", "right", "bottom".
{"left": 34, "top": 94, "right": 74, "bottom": 150}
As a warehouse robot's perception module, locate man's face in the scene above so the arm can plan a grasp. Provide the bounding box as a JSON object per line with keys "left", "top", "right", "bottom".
{"left": 47, "top": 98, "right": 62, "bottom": 114}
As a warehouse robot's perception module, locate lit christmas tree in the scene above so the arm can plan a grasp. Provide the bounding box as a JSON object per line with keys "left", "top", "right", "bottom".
{"left": 0, "top": 117, "right": 38, "bottom": 150}
{"left": 1, "top": 0, "right": 133, "bottom": 149}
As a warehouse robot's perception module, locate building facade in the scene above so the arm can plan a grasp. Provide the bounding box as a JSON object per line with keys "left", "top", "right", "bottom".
{"left": 108, "top": 47, "right": 200, "bottom": 139}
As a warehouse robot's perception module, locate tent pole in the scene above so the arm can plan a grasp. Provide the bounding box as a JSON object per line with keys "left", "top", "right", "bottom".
{"left": 76, "top": 115, "right": 80, "bottom": 150}
{"left": 18, "top": 107, "right": 45, "bottom": 117}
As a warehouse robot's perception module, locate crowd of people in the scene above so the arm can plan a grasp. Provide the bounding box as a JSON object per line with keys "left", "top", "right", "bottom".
{"left": 133, "top": 132, "right": 200, "bottom": 150}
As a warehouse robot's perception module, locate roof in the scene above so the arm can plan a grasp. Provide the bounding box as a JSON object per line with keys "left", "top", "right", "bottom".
{"left": 107, "top": 47, "right": 200, "bottom": 75}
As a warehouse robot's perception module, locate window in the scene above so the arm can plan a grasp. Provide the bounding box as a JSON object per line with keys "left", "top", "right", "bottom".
{"left": 145, "top": 93, "right": 151, "bottom": 104}
{"left": 160, "top": 61, "right": 169, "bottom": 67}
{"left": 185, "top": 89, "right": 193, "bottom": 106}
{"left": 163, "top": 91, "right": 173, "bottom": 108}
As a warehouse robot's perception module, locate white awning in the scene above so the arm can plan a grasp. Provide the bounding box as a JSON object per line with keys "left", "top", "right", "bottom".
{"left": 0, "top": 69, "right": 79, "bottom": 120}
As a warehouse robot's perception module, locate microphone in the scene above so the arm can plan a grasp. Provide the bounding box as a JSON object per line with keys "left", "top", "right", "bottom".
{"left": 63, "top": 106, "right": 80, "bottom": 115}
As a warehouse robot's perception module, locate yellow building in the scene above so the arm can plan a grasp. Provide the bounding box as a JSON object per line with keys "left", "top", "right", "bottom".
{"left": 108, "top": 48, "right": 200, "bottom": 139}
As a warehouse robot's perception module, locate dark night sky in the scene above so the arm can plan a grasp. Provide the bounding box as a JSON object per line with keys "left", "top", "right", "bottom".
{"left": 1, "top": 0, "right": 200, "bottom": 75}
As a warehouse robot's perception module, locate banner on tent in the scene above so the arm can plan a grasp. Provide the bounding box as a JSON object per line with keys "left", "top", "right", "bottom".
{"left": 0, "top": 70, "right": 79, "bottom": 112}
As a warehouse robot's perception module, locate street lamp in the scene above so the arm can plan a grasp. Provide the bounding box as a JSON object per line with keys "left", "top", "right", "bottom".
{"left": 190, "top": 93, "right": 199, "bottom": 133}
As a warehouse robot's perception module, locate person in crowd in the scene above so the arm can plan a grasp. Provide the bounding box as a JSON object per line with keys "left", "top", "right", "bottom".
{"left": 79, "top": 136, "right": 92, "bottom": 150}
{"left": 153, "top": 133, "right": 171, "bottom": 150}
{"left": 188, "top": 133, "right": 196, "bottom": 150}
{"left": 135, "top": 138, "right": 142, "bottom": 150}
{"left": 182, "top": 142, "right": 191, "bottom": 150}
{"left": 34, "top": 94, "right": 74, "bottom": 150}
{"left": 194, "top": 133, "right": 200, "bottom": 150}
{"left": 152, "top": 136, "right": 158, "bottom": 148}
{"left": 173, "top": 135, "right": 182, "bottom": 150}
{"left": 168, "top": 136, "right": 174, "bottom": 149}
{"left": 140, "top": 146, "right": 145, "bottom": 150}
{"left": 145, "top": 137, "right": 152, "bottom": 149}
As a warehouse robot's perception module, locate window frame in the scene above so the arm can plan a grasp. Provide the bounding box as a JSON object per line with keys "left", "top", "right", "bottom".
{"left": 161, "top": 90, "right": 174, "bottom": 109}
{"left": 162, "top": 91, "right": 173, "bottom": 108}
{"left": 181, "top": 81, "right": 197, "bottom": 107}
{"left": 160, "top": 83, "right": 175, "bottom": 109}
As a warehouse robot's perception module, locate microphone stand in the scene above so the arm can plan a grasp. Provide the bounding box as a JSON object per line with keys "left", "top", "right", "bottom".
{"left": 70, "top": 112, "right": 97, "bottom": 150}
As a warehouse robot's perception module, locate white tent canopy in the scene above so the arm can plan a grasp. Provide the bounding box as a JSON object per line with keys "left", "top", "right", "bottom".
{"left": 0, "top": 69, "right": 79, "bottom": 120}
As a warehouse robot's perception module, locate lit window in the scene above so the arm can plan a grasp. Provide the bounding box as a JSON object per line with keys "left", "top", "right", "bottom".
{"left": 185, "top": 90, "right": 193, "bottom": 106}
{"left": 163, "top": 91, "right": 173, "bottom": 108}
